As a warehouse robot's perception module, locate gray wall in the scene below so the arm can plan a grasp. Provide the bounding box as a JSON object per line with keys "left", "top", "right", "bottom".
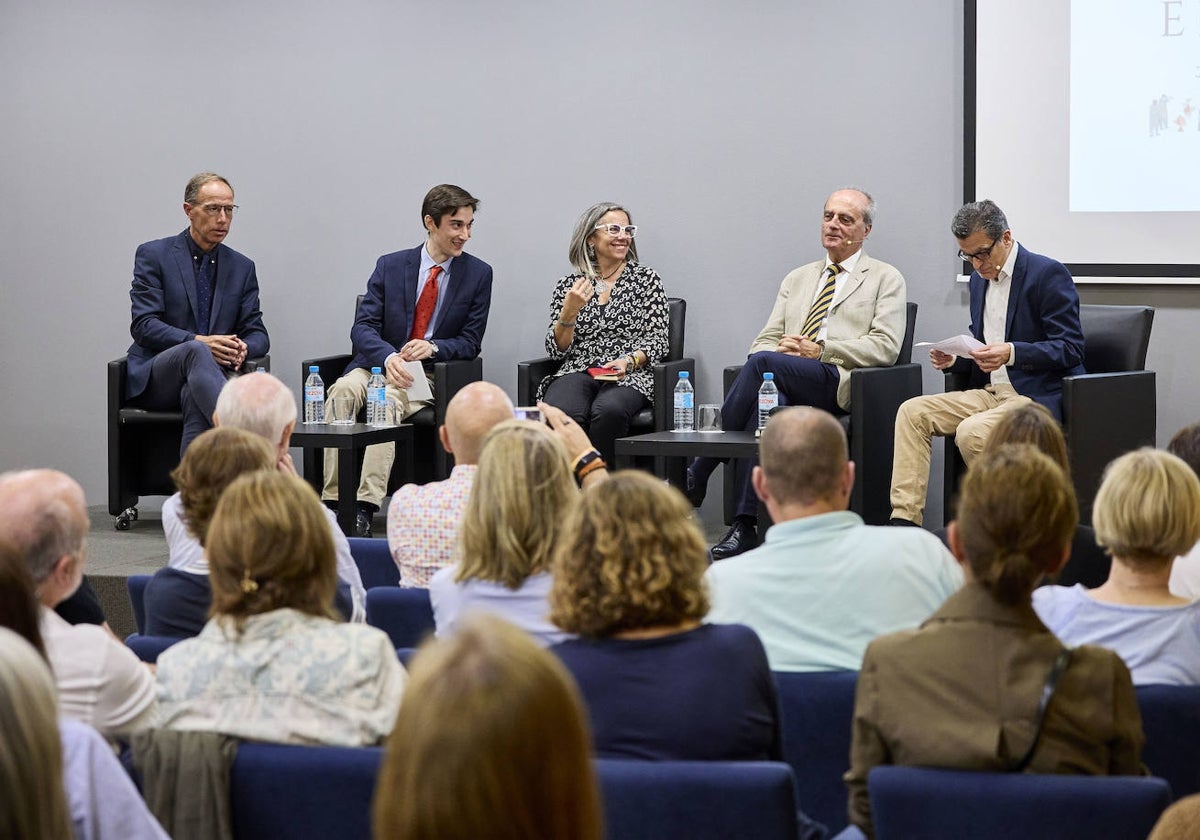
{"left": 1, "top": 2, "right": 1191, "bottom": 528}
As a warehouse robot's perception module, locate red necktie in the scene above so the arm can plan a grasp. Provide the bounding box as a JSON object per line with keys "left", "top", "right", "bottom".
{"left": 410, "top": 265, "right": 442, "bottom": 341}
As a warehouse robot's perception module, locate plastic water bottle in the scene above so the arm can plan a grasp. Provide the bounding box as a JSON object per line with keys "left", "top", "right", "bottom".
{"left": 367, "top": 367, "right": 387, "bottom": 425}
{"left": 757, "top": 372, "right": 779, "bottom": 434}
{"left": 673, "top": 371, "right": 695, "bottom": 432}
{"left": 303, "top": 366, "right": 325, "bottom": 424}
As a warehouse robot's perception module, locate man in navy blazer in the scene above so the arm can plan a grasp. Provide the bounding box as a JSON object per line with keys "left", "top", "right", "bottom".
{"left": 889, "top": 200, "right": 1085, "bottom": 526}
{"left": 126, "top": 172, "right": 270, "bottom": 455}
{"left": 323, "top": 184, "right": 493, "bottom": 536}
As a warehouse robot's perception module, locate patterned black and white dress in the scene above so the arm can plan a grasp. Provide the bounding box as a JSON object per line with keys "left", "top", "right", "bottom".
{"left": 537, "top": 261, "right": 670, "bottom": 404}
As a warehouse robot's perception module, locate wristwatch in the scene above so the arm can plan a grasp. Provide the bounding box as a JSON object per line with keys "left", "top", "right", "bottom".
{"left": 429, "top": 342, "right": 439, "bottom": 358}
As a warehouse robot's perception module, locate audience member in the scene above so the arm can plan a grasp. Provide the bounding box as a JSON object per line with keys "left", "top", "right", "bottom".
{"left": 213, "top": 372, "right": 366, "bottom": 616}
{"left": 538, "top": 201, "right": 669, "bottom": 466}
{"left": 890, "top": 199, "right": 1085, "bottom": 526}
{"left": 144, "top": 427, "right": 276, "bottom": 637}
{"left": 1034, "top": 448, "right": 1200, "bottom": 685}
{"left": 0, "top": 470, "right": 156, "bottom": 738}
{"left": 705, "top": 407, "right": 961, "bottom": 671}
{"left": 429, "top": 421, "right": 577, "bottom": 646}
{"left": 374, "top": 614, "right": 601, "bottom": 840}
{"left": 124, "top": 172, "right": 269, "bottom": 455}
{"left": 387, "top": 381, "right": 515, "bottom": 587}
{"left": 551, "top": 470, "right": 782, "bottom": 762}
{"left": 1165, "top": 421, "right": 1200, "bottom": 599}
{"left": 0, "top": 627, "right": 168, "bottom": 840}
{"left": 322, "top": 184, "right": 493, "bottom": 537}
{"left": 940, "top": 402, "right": 1109, "bottom": 587}
{"left": 687, "top": 187, "right": 907, "bottom": 560}
{"left": 156, "top": 471, "right": 405, "bottom": 745}
{"left": 846, "top": 444, "right": 1143, "bottom": 837}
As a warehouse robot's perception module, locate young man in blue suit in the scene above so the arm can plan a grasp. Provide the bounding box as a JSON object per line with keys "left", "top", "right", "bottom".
{"left": 889, "top": 199, "right": 1085, "bottom": 526}
{"left": 125, "top": 172, "right": 270, "bottom": 455}
{"left": 323, "top": 184, "right": 493, "bottom": 537}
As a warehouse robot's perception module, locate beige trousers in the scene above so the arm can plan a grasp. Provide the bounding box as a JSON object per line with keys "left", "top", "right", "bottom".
{"left": 321, "top": 367, "right": 433, "bottom": 508}
{"left": 889, "top": 384, "right": 1031, "bottom": 525}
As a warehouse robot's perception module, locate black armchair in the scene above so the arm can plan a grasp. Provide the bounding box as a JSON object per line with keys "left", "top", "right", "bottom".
{"left": 517, "top": 297, "right": 694, "bottom": 482}
{"left": 300, "top": 298, "right": 483, "bottom": 492}
{"left": 107, "top": 354, "right": 269, "bottom": 530}
{"left": 723, "top": 301, "right": 920, "bottom": 526}
{"left": 943, "top": 304, "right": 1155, "bottom": 524}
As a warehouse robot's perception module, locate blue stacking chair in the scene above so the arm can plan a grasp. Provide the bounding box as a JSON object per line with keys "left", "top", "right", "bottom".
{"left": 347, "top": 537, "right": 399, "bottom": 589}
{"left": 596, "top": 759, "right": 801, "bottom": 840}
{"left": 1137, "top": 683, "right": 1200, "bottom": 800}
{"left": 772, "top": 670, "right": 859, "bottom": 834}
{"left": 867, "top": 766, "right": 1171, "bottom": 840}
{"left": 127, "top": 574, "right": 152, "bottom": 635}
{"left": 124, "top": 633, "right": 183, "bottom": 663}
{"left": 365, "top": 587, "right": 435, "bottom": 648}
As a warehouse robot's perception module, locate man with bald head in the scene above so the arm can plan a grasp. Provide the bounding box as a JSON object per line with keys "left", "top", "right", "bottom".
{"left": 0, "top": 470, "right": 156, "bottom": 737}
{"left": 705, "top": 408, "right": 961, "bottom": 672}
{"left": 387, "top": 381, "right": 515, "bottom": 586}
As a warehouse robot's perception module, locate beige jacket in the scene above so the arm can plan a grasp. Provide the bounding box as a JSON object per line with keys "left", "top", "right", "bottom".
{"left": 748, "top": 252, "right": 906, "bottom": 410}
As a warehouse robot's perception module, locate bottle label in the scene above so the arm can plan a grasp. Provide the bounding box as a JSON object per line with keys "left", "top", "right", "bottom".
{"left": 305, "top": 386, "right": 323, "bottom": 401}
{"left": 759, "top": 395, "right": 778, "bottom": 410}
{"left": 675, "top": 393, "right": 694, "bottom": 409}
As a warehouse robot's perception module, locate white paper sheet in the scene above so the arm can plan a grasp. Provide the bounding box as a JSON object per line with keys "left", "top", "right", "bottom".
{"left": 913, "top": 334, "right": 986, "bottom": 358}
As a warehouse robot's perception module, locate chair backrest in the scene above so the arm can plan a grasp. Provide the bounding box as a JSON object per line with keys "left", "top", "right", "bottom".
{"left": 772, "top": 670, "right": 859, "bottom": 833}
{"left": 1137, "top": 683, "right": 1200, "bottom": 800}
{"left": 124, "top": 633, "right": 184, "bottom": 664}
{"left": 1079, "top": 304, "right": 1154, "bottom": 373}
{"left": 896, "top": 302, "right": 918, "bottom": 365}
{"left": 595, "top": 759, "right": 800, "bottom": 840}
{"left": 364, "top": 586, "right": 436, "bottom": 648}
{"left": 664, "top": 297, "right": 686, "bottom": 362}
{"left": 347, "top": 538, "right": 400, "bottom": 589}
{"left": 127, "top": 574, "right": 152, "bottom": 635}
{"left": 868, "top": 767, "right": 1171, "bottom": 840}
{"left": 231, "top": 743, "right": 383, "bottom": 840}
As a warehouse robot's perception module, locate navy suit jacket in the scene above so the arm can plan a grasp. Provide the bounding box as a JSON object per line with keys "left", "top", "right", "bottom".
{"left": 347, "top": 245, "right": 493, "bottom": 372}
{"left": 951, "top": 244, "right": 1085, "bottom": 419}
{"left": 126, "top": 230, "right": 270, "bottom": 399}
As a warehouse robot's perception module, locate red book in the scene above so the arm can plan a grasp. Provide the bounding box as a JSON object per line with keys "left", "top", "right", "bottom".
{"left": 587, "top": 366, "right": 621, "bottom": 381}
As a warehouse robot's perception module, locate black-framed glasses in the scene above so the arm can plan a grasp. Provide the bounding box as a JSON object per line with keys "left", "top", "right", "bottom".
{"left": 594, "top": 223, "right": 637, "bottom": 238}
{"left": 196, "top": 203, "right": 238, "bottom": 217}
{"left": 957, "top": 239, "right": 997, "bottom": 263}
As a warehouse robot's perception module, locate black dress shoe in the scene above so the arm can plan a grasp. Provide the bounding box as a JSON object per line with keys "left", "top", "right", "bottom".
{"left": 888, "top": 517, "right": 920, "bottom": 527}
{"left": 710, "top": 520, "right": 758, "bottom": 561}
{"left": 354, "top": 511, "right": 374, "bottom": 538}
{"left": 685, "top": 468, "right": 708, "bottom": 508}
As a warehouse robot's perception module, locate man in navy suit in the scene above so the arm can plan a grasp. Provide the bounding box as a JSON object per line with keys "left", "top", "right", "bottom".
{"left": 324, "top": 184, "right": 493, "bottom": 536}
{"left": 126, "top": 172, "right": 270, "bottom": 455}
{"left": 889, "top": 199, "right": 1085, "bottom": 526}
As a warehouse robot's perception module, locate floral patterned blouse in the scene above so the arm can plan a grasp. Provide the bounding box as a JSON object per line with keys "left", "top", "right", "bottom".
{"left": 155, "top": 608, "right": 405, "bottom": 746}
{"left": 538, "top": 261, "right": 670, "bottom": 404}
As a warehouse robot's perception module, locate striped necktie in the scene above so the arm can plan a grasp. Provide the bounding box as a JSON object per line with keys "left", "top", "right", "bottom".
{"left": 800, "top": 263, "right": 842, "bottom": 340}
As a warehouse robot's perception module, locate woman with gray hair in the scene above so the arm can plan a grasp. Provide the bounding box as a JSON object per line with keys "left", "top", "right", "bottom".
{"left": 538, "top": 202, "right": 670, "bottom": 466}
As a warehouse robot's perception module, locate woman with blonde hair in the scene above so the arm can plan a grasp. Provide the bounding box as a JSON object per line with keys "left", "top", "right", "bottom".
{"left": 1034, "top": 448, "right": 1200, "bottom": 685}
{"left": 429, "top": 420, "right": 578, "bottom": 645}
{"left": 550, "top": 470, "right": 782, "bottom": 762}
{"left": 846, "top": 444, "right": 1143, "bottom": 837}
{"left": 374, "top": 613, "right": 601, "bottom": 840}
{"left": 0, "top": 625, "right": 169, "bottom": 840}
{"left": 156, "top": 471, "right": 405, "bottom": 745}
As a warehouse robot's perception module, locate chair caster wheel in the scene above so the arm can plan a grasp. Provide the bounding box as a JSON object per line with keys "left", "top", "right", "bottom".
{"left": 115, "top": 507, "right": 137, "bottom": 531}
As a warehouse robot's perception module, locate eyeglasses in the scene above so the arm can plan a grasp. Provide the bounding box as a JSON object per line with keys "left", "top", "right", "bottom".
{"left": 957, "top": 239, "right": 997, "bottom": 263}
{"left": 594, "top": 223, "right": 637, "bottom": 238}
{"left": 195, "top": 203, "right": 239, "bottom": 217}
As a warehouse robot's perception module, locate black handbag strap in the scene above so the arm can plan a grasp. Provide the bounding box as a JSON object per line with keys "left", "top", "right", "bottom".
{"left": 1012, "top": 647, "right": 1073, "bottom": 772}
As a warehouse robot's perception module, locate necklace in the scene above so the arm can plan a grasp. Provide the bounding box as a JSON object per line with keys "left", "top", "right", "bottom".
{"left": 594, "top": 261, "right": 625, "bottom": 295}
